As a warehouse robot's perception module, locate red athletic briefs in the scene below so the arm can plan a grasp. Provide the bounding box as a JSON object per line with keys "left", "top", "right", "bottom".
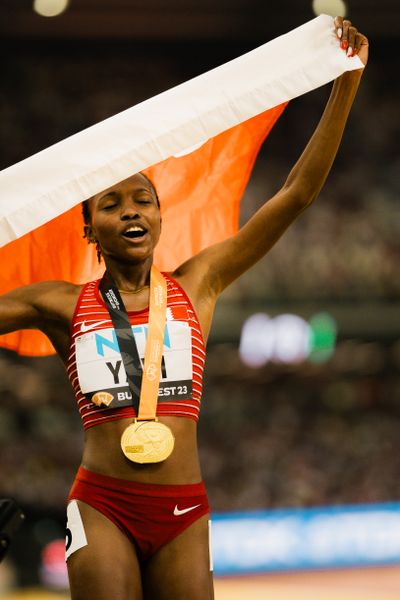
{"left": 68, "top": 466, "right": 210, "bottom": 562}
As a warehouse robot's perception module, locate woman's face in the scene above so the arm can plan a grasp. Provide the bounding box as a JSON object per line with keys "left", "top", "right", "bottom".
{"left": 87, "top": 173, "right": 161, "bottom": 265}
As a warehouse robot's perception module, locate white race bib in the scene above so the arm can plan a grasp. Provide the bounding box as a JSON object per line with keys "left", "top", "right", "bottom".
{"left": 75, "top": 321, "right": 192, "bottom": 407}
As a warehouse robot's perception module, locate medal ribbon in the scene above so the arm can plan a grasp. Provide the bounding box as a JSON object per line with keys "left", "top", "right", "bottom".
{"left": 99, "top": 265, "right": 167, "bottom": 420}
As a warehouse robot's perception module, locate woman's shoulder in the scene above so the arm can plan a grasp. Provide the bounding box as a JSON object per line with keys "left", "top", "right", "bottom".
{"left": 28, "top": 279, "right": 85, "bottom": 300}
{"left": 2, "top": 279, "right": 83, "bottom": 302}
{"left": 20, "top": 281, "right": 84, "bottom": 320}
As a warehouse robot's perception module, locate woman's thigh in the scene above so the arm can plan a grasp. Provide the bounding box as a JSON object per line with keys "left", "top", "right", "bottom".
{"left": 142, "top": 514, "right": 214, "bottom": 600}
{"left": 67, "top": 500, "right": 143, "bottom": 600}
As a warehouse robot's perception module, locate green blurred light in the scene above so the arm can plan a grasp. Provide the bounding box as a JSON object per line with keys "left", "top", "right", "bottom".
{"left": 308, "top": 312, "right": 337, "bottom": 363}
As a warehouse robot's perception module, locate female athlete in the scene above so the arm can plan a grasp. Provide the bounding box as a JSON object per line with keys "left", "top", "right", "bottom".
{"left": 0, "top": 17, "right": 368, "bottom": 600}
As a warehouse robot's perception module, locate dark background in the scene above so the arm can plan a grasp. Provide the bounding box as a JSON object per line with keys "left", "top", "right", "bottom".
{"left": 0, "top": 0, "right": 399, "bottom": 589}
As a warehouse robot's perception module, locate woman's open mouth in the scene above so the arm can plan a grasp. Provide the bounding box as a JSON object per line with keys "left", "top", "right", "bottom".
{"left": 122, "top": 225, "right": 147, "bottom": 241}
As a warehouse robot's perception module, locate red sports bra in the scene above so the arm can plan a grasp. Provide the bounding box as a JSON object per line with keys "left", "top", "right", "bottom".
{"left": 66, "top": 273, "right": 205, "bottom": 429}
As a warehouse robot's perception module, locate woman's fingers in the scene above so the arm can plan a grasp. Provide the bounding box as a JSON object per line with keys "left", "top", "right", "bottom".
{"left": 334, "top": 15, "right": 344, "bottom": 39}
{"left": 341, "top": 19, "right": 352, "bottom": 50}
{"left": 352, "top": 32, "right": 362, "bottom": 56}
{"left": 334, "top": 16, "right": 368, "bottom": 64}
{"left": 346, "top": 26, "right": 357, "bottom": 56}
{"left": 357, "top": 34, "right": 369, "bottom": 64}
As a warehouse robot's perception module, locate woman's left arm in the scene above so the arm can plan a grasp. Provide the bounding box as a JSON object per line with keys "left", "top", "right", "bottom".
{"left": 178, "top": 19, "right": 369, "bottom": 296}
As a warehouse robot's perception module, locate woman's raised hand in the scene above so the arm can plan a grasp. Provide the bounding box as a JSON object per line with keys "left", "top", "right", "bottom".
{"left": 334, "top": 16, "right": 369, "bottom": 66}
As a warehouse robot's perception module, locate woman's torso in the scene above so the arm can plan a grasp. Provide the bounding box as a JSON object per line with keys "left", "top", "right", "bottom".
{"left": 41, "top": 271, "right": 215, "bottom": 484}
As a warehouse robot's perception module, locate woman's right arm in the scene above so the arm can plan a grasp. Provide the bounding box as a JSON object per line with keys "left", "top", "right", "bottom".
{"left": 0, "top": 281, "right": 71, "bottom": 335}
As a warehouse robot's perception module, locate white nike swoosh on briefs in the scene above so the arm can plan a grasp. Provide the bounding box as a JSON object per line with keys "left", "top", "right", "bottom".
{"left": 173, "top": 504, "right": 202, "bottom": 516}
{"left": 80, "top": 320, "right": 110, "bottom": 333}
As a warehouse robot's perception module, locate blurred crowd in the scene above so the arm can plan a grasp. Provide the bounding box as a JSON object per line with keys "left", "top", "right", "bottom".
{"left": 201, "top": 340, "right": 400, "bottom": 510}
{"left": 233, "top": 189, "right": 400, "bottom": 302}
{"left": 0, "top": 353, "right": 82, "bottom": 510}
{"left": 1, "top": 337, "right": 400, "bottom": 513}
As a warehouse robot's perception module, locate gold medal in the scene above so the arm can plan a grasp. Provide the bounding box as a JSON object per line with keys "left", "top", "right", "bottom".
{"left": 102, "top": 266, "right": 173, "bottom": 463}
{"left": 121, "top": 420, "right": 175, "bottom": 464}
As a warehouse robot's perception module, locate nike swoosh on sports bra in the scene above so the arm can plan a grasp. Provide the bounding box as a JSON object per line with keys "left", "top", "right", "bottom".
{"left": 66, "top": 273, "right": 206, "bottom": 429}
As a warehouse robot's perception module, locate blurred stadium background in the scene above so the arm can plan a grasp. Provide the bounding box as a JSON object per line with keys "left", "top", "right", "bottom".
{"left": 0, "top": 0, "right": 399, "bottom": 597}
